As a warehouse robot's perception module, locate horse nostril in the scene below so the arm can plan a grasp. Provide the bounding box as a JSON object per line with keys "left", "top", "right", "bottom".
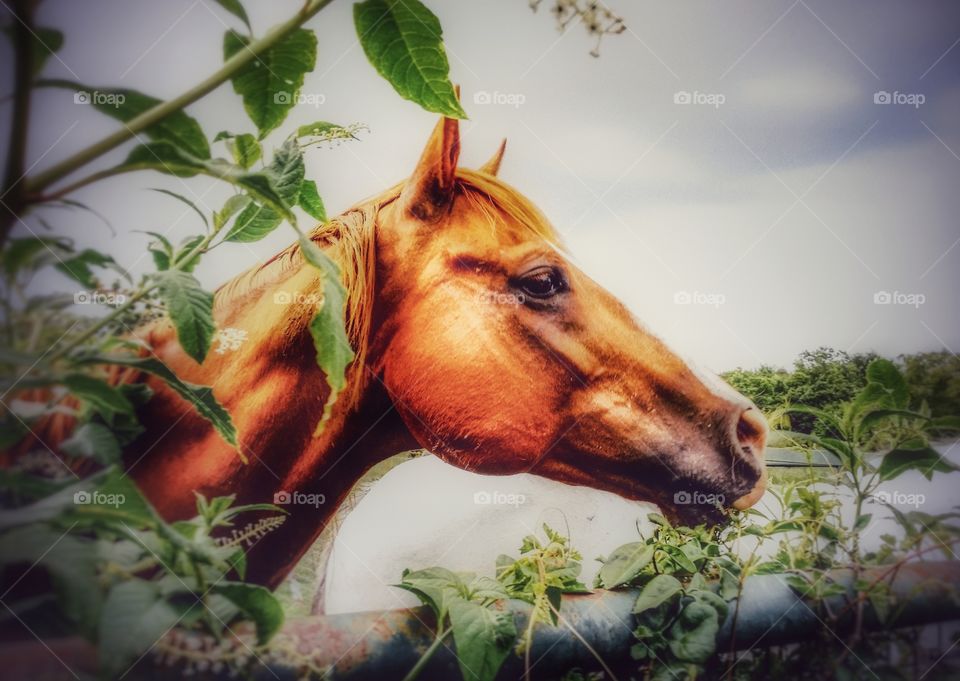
{"left": 735, "top": 407, "right": 768, "bottom": 461}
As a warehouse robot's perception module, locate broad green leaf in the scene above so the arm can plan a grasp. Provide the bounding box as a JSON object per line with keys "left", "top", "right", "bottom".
{"left": 300, "top": 235, "right": 356, "bottom": 430}
{"left": 154, "top": 270, "right": 216, "bottom": 364}
{"left": 60, "top": 422, "right": 122, "bottom": 465}
{"left": 395, "top": 566, "right": 463, "bottom": 621}
{"left": 266, "top": 137, "right": 306, "bottom": 203}
{"left": 55, "top": 248, "right": 123, "bottom": 288}
{"left": 353, "top": 0, "right": 466, "bottom": 118}
{"left": 225, "top": 201, "right": 282, "bottom": 242}
{"left": 78, "top": 355, "right": 237, "bottom": 449}
{"left": 63, "top": 373, "right": 134, "bottom": 418}
{"left": 48, "top": 80, "right": 210, "bottom": 158}
{"left": 668, "top": 600, "right": 720, "bottom": 664}
{"left": 214, "top": 194, "right": 253, "bottom": 231}
{"left": 216, "top": 131, "right": 262, "bottom": 169}
{"left": 298, "top": 179, "right": 327, "bottom": 221}
{"left": 878, "top": 445, "right": 958, "bottom": 481}
{"left": 212, "top": 582, "right": 284, "bottom": 644}
{"left": 448, "top": 598, "right": 517, "bottom": 681}
{"left": 597, "top": 542, "right": 653, "bottom": 589}
{"left": 633, "top": 574, "right": 683, "bottom": 613}
{"left": 149, "top": 188, "right": 209, "bottom": 228}
{"left": 211, "top": 0, "right": 251, "bottom": 32}
{"left": 2, "top": 236, "right": 72, "bottom": 277}
{"left": 224, "top": 29, "right": 318, "bottom": 138}
{"left": 99, "top": 580, "right": 182, "bottom": 677}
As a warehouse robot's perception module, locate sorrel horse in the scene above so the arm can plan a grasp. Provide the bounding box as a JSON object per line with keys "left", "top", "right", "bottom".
{"left": 30, "top": 115, "right": 769, "bottom": 589}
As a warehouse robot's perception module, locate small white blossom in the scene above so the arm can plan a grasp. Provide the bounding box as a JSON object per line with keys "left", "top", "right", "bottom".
{"left": 213, "top": 327, "right": 248, "bottom": 355}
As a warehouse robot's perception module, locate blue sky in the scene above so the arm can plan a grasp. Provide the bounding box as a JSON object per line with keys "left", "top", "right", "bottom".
{"left": 2, "top": 0, "right": 959, "bottom": 372}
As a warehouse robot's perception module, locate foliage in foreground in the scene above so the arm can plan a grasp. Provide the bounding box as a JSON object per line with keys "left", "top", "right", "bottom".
{"left": 395, "top": 359, "right": 960, "bottom": 681}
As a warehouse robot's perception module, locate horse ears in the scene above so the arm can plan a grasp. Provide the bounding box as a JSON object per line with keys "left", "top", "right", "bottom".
{"left": 478, "top": 139, "right": 507, "bottom": 176}
{"left": 397, "top": 116, "right": 461, "bottom": 222}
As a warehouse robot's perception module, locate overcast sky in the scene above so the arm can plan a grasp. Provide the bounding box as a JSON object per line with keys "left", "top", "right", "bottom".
{"left": 2, "top": 0, "right": 959, "bottom": 373}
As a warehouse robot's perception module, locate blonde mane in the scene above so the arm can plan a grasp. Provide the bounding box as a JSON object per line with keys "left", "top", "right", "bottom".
{"left": 214, "top": 169, "right": 563, "bottom": 413}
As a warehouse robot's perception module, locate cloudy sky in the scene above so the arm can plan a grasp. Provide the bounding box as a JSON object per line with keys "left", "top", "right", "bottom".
{"left": 3, "top": 0, "right": 959, "bottom": 372}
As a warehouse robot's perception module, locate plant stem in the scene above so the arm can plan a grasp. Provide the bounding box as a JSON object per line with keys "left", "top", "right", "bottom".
{"left": 0, "top": 0, "right": 37, "bottom": 250}
{"left": 47, "top": 287, "right": 152, "bottom": 364}
{"left": 401, "top": 626, "right": 451, "bottom": 681}
{"left": 20, "top": 0, "right": 335, "bottom": 198}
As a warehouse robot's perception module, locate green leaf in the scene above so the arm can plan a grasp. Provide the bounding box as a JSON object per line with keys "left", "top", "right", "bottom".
{"left": 448, "top": 598, "right": 517, "bottom": 681}
{"left": 50, "top": 81, "right": 210, "bottom": 158}
{"left": 668, "top": 601, "right": 720, "bottom": 664}
{"left": 395, "top": 566, "right": 463, "bottom": 621}
{"left": 60, "top": 422, "right": 122, "bottom": 465}
{"left": 225, "top": 201, "right": 282, "bottom": 242}
{"left": 63, "top": 373, "right": 134, "bottom": 418}
{"left": 154, "top": 270, "right": 216, "bottom": 364}
{"left": 633, "top": 574, "right": 683, "bottom": 613}
{"left": 224, "top": 28, "right": 318, "bottom": 138}
{"left": 214, "top": 194, "right": 253, "bottom": 231}
{"left": 99, "top": 580, "right": 183, "bottom": 677}
{"left": 211, "top": 0, "right": 251, "bottom": 32}
{"left": 3, "top": 26, "right": 64, "bottom": 76}
{"left": 78, "top": 355, "right": 237, "bottom": 449}
{"left": 216, "top": 131, "right": 262, "bottom": 169}
{"left": 54, "top": 248, "right": 123, "bottom": 288}
{"left": 354, "top": 0, "right": 467, "bottom": 118}
{"left": 149, "top": 188, "right": 209, "bottom": 228}
{"left": 865, "top": 358, "right": 909, "bottom": 408}
{"left": 298, "top": 180, "right": 327, "bottom": 221}
{"left": 268, "top": 137, "right": 306, "bottom": 203}
{"left": 878, "top": 445, "right": 958, "bottom": 481}
{"left": 212, "top": 582, "right": 284, "bottom": 644}
{"left": 2, "top": 236, "right": 72, "bottom": 277}
{"left": 597, "top": 542, "right": 653, "bottom": 589}
{"left": 299, "top": 235, "right": 356, "bottom": 430}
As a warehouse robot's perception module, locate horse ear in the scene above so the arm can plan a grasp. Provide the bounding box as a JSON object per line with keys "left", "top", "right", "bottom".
{"left": 397, "top": 116, "right": 461, "bottom": 222}
{"left": 478, "top": 139, "right": 507, "bottom": 176}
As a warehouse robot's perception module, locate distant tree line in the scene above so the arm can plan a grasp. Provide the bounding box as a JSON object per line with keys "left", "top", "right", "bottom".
{"left": 722, "top": 348, "right": 960, "bottom": 435}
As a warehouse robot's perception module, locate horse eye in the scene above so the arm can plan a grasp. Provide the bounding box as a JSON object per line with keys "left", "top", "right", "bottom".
{"left": 515, "top": 266, "right": 567, "bottom": 299}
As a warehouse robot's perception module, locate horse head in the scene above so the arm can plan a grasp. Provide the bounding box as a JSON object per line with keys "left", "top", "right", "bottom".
{"left": 370, "top": 116, "right": 767, "bottom": 525}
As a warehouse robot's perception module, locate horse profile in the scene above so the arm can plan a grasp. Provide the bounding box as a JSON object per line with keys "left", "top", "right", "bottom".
{"left": 19, "top": 115, "right": 769, "bottom": 589}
